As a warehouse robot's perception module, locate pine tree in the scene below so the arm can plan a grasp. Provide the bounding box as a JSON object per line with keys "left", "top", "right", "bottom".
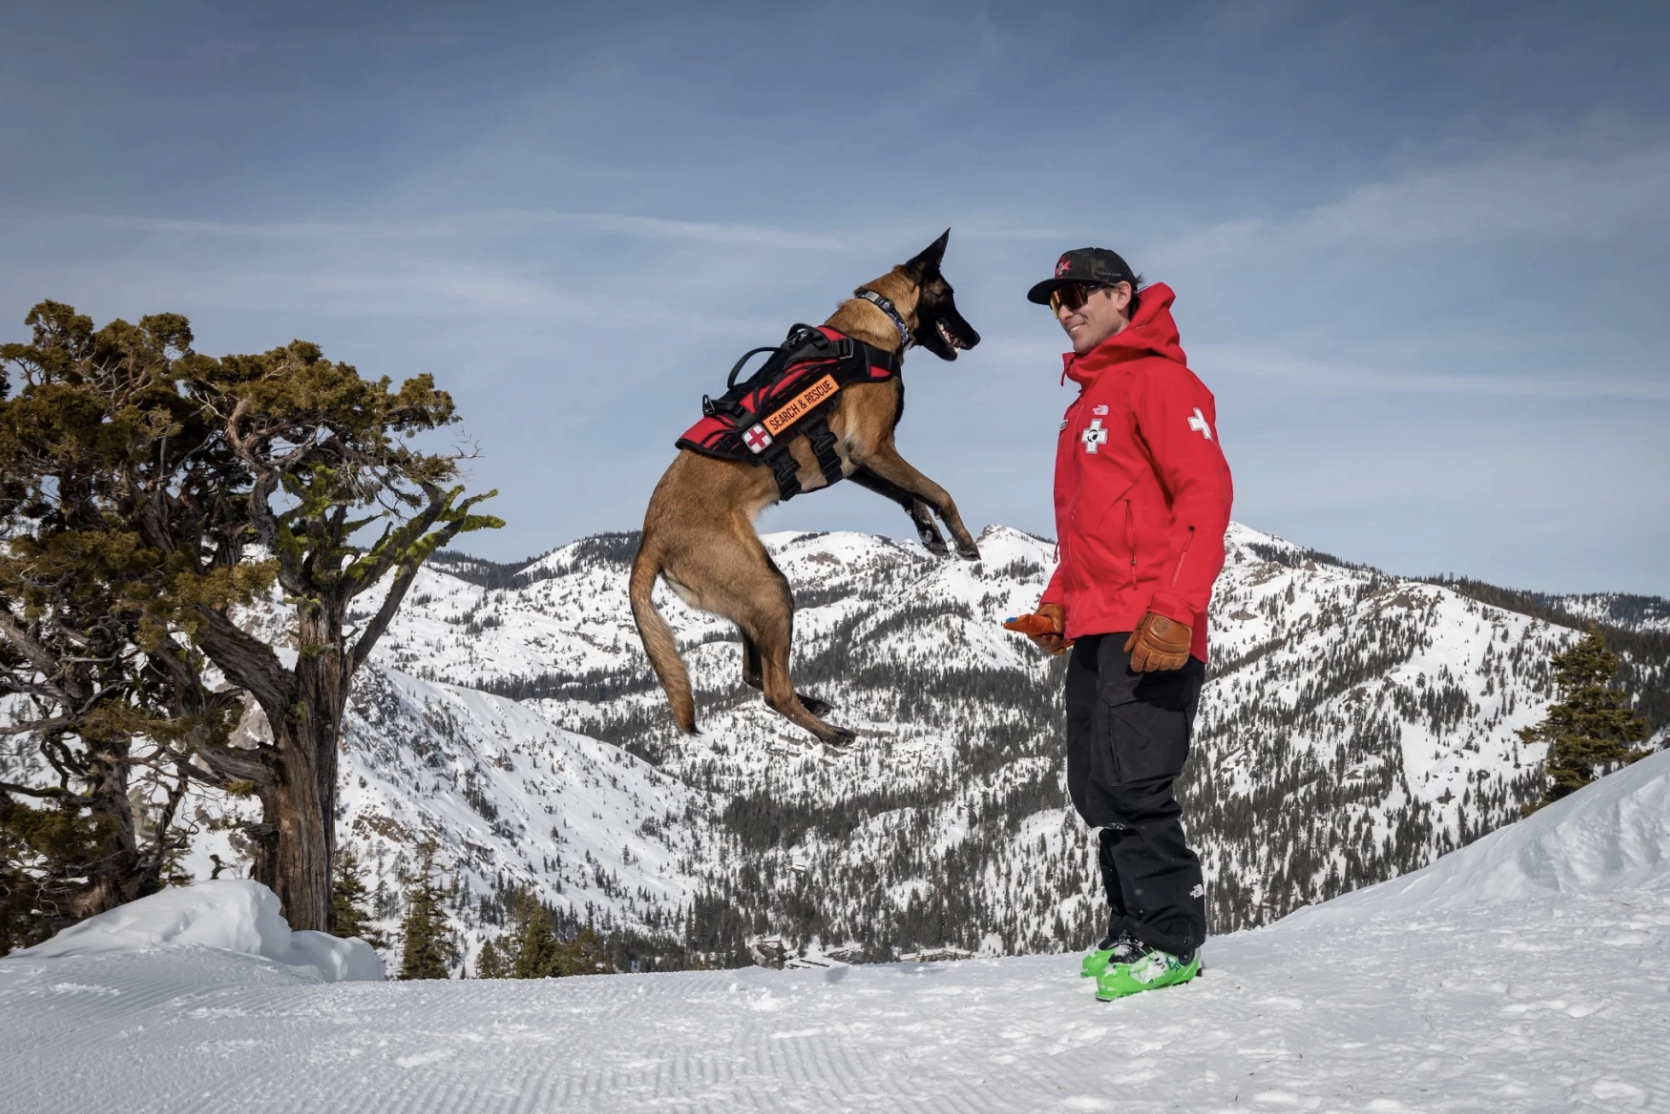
{"left": 1520, "top": 625, "right": 1652, "bottom": 809}
{"left": 474, "top": 935, "right": 512, "bottom": 979}
{"left": 557, "top": 928, "right": 616, "bottom": 977}
{"left": 508, "top": 888, "right": 562, "bottom": 979}
{"left": 398, "top": 841, "right": 456, "bottom": 980}
{"left": 331, "top": 844, "right": 387, "bottom": 948}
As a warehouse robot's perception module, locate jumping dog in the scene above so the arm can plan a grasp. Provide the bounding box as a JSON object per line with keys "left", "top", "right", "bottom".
{"left": 630, "top": 231, "right": 981, "bottom": 746}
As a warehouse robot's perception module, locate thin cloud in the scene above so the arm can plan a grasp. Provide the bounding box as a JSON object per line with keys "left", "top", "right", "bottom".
{"left": 71, "top": 209, "right": 1083, "bottom": 253}
{"left": 1199, "top": 346, "right": 1670, "bottom": 402}
{"left": 1292, "top": 143, "right": 1670, "bottom": 245}
{"left": 74, "top": 210, "right": 847, "bottom": 251}
{"left": 1147, "top": 135, "right": 1670, "bottom": 267}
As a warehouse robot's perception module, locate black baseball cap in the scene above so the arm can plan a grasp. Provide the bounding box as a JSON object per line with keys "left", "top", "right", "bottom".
{"left": 1026, "top": 248, "right": 1138, "bottom": 305}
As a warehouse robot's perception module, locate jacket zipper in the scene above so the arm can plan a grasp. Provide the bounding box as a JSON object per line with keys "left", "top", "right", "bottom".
{"left": 1169, "top": 526, "right": 1196, "bottom": 587}
{"left": 1060, "top": 397, "right": 1082, "bottom": 585}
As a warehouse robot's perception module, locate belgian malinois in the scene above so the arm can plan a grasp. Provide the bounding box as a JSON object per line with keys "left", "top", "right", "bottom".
{"left": 630, "top": 231, "right": 981, "bottom": 746}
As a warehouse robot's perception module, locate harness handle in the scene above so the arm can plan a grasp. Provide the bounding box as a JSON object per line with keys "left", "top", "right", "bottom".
{"left": 727, "top": 346, "right": 782, "bottom": 391}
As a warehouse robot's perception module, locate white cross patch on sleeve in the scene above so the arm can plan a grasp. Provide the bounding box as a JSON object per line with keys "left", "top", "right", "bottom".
{"left": 1187, "top": 408, "right": 1213, "bottom": 441}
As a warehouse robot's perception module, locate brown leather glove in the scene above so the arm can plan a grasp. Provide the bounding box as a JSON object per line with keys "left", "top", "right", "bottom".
{"left": 1124, "top": 612, "right": 1191, "bottom": 672}
{"left": 1002, "top": 603, "right": 1072, "bottom": 656}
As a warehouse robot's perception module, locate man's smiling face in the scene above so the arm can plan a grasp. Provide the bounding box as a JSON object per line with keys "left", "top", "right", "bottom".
{"left": 1057, "top": 281, "right": 1133, "bottom": 355}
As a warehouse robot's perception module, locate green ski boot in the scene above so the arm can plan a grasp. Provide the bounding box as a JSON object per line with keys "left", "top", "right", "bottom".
{"left": 1094, "top": 944, "right": 1201, "bottom": 1000}
{"left": 1080, "top": 933, "right": 1141, "bottom": 979}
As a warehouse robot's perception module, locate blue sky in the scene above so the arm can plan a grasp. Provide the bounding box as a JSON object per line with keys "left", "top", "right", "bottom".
{"left": 4, "top": 1, "right": 1667, "bottom": 594}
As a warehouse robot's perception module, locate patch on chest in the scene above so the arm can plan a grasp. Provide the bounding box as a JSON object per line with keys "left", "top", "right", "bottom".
{"left": 1082, "top": 419, "right": 1110, "bottom": 453}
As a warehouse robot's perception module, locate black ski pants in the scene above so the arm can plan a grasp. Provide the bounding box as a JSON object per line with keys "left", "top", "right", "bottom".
{"left": 1064, "top": 632, "right": 1207, "bottom": 956}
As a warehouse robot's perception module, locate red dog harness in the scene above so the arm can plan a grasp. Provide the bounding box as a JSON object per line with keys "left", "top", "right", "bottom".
{"left": 677, "top": 324, "right": 901, "bottom": 500}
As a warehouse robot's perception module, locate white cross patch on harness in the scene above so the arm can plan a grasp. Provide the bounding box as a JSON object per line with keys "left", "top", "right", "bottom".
{"left": 744, "top": 424, "right": 773, "bottom": 453}
{"left": 1082, "top": 419, "right": 1109, "bottom": 453}
{"left": 1187, "top": 408, "right": 1213, "bottom": 441}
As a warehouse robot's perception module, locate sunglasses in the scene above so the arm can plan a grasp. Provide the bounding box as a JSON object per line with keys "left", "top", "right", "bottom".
{"left": 1048, "top": 282, "right": 1118, "bottom": 314}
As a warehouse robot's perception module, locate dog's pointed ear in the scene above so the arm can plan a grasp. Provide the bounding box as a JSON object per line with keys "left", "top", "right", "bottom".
{"left": 902, "top": 229, "right": 950, "bottom": 280}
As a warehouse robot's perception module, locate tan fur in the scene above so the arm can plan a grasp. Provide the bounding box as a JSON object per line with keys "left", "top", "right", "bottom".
{"left": 630, "top": 260, "right": 978, "bottom": 746}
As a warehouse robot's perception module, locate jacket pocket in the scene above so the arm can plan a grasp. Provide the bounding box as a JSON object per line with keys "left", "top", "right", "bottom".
{"left": 1169, "top": 526, "right": 1196, "bottom": 588}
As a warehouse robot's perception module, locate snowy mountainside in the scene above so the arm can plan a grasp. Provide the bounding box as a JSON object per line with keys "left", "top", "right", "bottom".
{"left": 1556, "top": 591, "right": 1670, "bottom": 633}
{"left": 315, "top": 520, "right": 1665, "bottom": 968}
{"left": 332, "top": 665, "right": 708, "bottom": 963}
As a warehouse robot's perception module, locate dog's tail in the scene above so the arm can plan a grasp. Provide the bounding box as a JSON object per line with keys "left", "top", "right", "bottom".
{"left": 628, "top": 543, "right": 696, "bottom": 734}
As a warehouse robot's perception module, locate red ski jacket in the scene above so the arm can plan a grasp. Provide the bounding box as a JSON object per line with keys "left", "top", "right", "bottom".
{"left": 1038, "top": 284, "right": 1233, "bottom": 661}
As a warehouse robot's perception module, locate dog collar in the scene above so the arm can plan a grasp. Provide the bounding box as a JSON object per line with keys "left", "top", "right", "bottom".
{"left": 856, "top": 289, "right": 914, "bottom": 351}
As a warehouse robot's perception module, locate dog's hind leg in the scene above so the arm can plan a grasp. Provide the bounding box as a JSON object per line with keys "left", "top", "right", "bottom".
{"left": 741, "top": 629, "right": 763, "bottom": 690}
{"left": 848, "top": 466, "right": 947, "bottom": 556}
{"left": 730, "top": 551, "right": 848, "bottom": 744}
{"left": 741, "top": 586, "right": 835, "bottom": 718}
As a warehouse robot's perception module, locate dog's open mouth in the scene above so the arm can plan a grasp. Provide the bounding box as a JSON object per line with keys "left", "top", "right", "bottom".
{"left": 937, "top": 320, "right": 969, "bottom": 350}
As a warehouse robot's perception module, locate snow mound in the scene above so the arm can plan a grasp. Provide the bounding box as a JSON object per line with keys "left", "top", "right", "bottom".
{"left": 1302, "top": 746, "right": 1670, "bottom": 921}
{"left": 11, "top": 880, "right": 384, "bottom": 982}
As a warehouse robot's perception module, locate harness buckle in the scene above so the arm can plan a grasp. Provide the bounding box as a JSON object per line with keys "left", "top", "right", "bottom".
{"left": 767, "top": 447, "right": 803, "bottom": 501}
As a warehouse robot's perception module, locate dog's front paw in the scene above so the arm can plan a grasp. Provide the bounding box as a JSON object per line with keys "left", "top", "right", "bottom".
{"left": 919, "top": 525, "right": 950, "bottom": 556}
{"left": 955, "top": 539, "right": 981, "bottom": 561}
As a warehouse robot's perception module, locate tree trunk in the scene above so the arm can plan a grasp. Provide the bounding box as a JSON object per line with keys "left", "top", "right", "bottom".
{"left": 77, "top": 743, "right": 142, "bottom": 921}
{"left": 266, "top": 611, "right": 352, "bottom": 933}
{"left": 267, "top": 721, "right": 332, "bottom": 932}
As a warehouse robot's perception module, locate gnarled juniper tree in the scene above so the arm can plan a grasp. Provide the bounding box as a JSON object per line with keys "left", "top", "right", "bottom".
{"left": 0, "top": 305, "right": 242, "bottom": 945}
{"left": 0, "top": 302, "right": 499, "bottom": 933}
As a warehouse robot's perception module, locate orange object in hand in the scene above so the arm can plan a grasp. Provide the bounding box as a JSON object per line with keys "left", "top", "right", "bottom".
{"left": 1002, "top": 603, "right": 1072, "bottom": 656}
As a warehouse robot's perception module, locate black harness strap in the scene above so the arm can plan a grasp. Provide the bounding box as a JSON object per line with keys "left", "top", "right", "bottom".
{"left": 678, "top": 323, "right": 903, "bottom": 502}
{"left": 804, "top": 413, "right": 845, "bottom": 486}
{"left": 767, "top": 446, "right": 804, "bottom": 500}
{"left": 762, "top": 414, "right": 844, "bottom": 500}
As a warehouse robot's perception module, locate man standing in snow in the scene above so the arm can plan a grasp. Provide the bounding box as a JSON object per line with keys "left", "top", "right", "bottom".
{"left": 1005, "top": 249, "right": 1233, "bottom": 1001}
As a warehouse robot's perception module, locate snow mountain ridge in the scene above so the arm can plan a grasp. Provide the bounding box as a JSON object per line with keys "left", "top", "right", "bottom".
{"left": 76, "top": 519, "right": 1668, "bottom": 973}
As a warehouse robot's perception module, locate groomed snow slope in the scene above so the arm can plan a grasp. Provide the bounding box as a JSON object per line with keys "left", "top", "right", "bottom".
{"left": 3, "top": 753, "right": 1666, "bottom": 1113}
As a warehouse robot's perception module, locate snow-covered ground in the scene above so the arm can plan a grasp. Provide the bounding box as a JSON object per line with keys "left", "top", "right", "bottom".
{"left": 4, "top": 750, "right": 1665, "bottom": 1114}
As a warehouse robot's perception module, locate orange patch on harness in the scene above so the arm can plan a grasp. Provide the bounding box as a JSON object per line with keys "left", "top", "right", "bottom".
{"left": 763, "top": 374, "right": 839, "bottom": 436}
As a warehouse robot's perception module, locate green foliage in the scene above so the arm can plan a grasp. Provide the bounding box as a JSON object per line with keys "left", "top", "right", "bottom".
{"left": 331, "top": 844, "right": 387, "bottom": 948}
{"left": 397, "top": 841, "right": 456, "bottom": 980}
{"left": 1520, "top": 625, "right": 1652, "bottom": 808}
{"left": 2, "top": 299, "right": 500, "bottom": 933}
{"left": 488, "top": 887, "right": 618, "bottom": 979}
{"left": 473, "top": 934, "right": 512, "bottom": 979}
{"left": 0, "top": 793, "right": 112, "bottom": 953}
{"left": 508, "top": 888, "right": 562, "bottom": 978}
{"left": 557, "top": 928, "right": 616, "bottom": 977}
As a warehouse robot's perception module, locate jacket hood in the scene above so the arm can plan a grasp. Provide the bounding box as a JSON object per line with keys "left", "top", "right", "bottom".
{"left": 1061, "top": 282, "right": 1186, "bottom": 386}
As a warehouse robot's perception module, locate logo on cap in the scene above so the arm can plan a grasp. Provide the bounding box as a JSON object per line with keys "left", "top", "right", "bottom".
{"left": 1055, "top": 256, "right": 1071, "bottom": 277}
